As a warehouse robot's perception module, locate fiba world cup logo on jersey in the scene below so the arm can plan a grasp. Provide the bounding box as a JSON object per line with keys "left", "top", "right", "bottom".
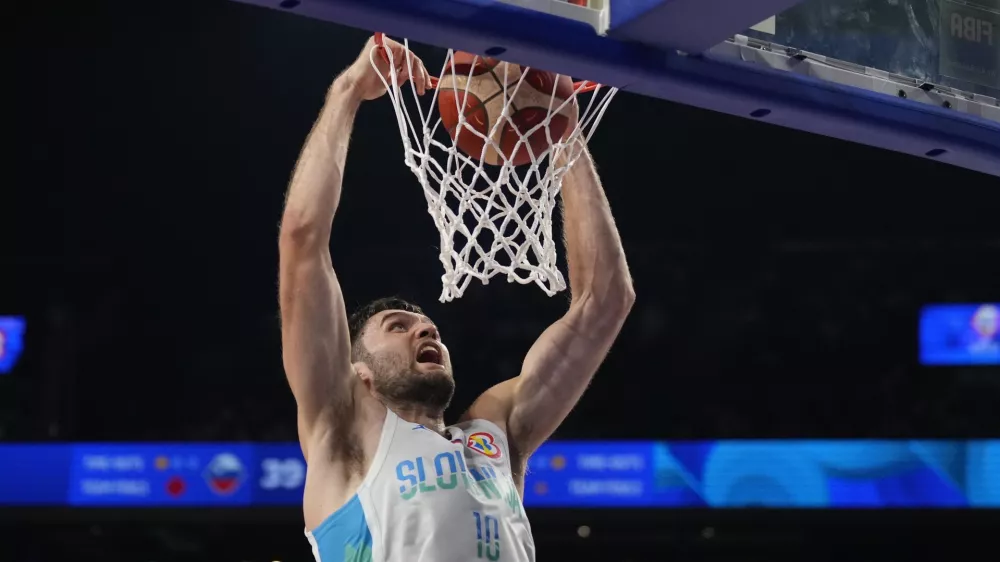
{"left": 467, "top": 432, "right": 502, "bottom": 459}
{"left": 203, "top": 453, "right": 245, "bottom": 495}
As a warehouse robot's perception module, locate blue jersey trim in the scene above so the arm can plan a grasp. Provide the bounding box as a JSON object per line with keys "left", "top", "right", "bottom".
{"left": 311, "top": 494, "right": 374, "bottom": 562}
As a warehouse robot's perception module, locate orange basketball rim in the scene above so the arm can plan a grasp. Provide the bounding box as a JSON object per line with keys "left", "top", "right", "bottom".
{"left": 373, "top": 32, "right": 600, "bottom": 93}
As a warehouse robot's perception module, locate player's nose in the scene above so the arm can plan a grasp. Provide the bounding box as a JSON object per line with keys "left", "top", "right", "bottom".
{"left": 416, "top": 323, "right": 438, "bottom": 340}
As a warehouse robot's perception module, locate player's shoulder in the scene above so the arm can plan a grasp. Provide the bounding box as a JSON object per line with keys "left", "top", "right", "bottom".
{"left": 459, "top": 379, "right": 517, "bottom": 432}
{"left": 451, "top": 416, "right": 508, "bottom": 439}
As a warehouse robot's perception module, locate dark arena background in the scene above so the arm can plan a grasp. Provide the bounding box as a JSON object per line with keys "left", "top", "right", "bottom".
{"left": 5, "top": 1, "right": 1000, "bottom": 561}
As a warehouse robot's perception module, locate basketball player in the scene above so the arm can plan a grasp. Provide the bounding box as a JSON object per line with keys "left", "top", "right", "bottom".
{"left": 278, "top": 36, "right": 634, "bottom": 562}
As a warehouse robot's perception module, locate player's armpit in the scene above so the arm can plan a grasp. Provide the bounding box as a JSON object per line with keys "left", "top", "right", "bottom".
{"left": 277, "top": 241, "right": 356, "bottom": 460}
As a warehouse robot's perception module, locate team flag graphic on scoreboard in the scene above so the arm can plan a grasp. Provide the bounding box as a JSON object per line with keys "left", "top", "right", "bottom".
{"left": 203, "top": 453, "right": 245, "bottom": 496}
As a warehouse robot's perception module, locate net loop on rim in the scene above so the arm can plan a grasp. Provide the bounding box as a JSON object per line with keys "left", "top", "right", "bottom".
{"left": 371, "top": 33, "right": 617, "bottom": 302}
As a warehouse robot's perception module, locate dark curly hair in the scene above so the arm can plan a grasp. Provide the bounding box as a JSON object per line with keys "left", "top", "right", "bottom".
{"left": 348, "top": 297, "right": 424, "bottom": 359}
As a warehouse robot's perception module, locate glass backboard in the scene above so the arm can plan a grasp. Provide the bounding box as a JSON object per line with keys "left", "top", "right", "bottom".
{"left": 230, "top": 0, "right": 1000, "bottom": 176}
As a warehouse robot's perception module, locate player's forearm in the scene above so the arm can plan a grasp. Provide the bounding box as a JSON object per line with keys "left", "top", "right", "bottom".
{"left": 280, "top": 75, "right": 363, "bottom": 246}
{"left": 559, "top": 146, "right": 634, "bottom": 309}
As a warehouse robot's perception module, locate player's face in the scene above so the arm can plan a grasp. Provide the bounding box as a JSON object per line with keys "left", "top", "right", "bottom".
{"left": 972, "top": 305, "right": 999, "bottom": 338}
{"left": 358, "top": 310, "right": 455, "bottom": 410}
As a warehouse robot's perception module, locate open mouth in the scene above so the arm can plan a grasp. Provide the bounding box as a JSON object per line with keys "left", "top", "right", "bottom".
{"left": 416, "top": 345, "right": 443, "bottom": 366}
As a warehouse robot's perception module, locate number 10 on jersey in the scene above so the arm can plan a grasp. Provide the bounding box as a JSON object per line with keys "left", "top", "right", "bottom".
{"left": 473, "top": 511, "right": 501, "bottom": 561}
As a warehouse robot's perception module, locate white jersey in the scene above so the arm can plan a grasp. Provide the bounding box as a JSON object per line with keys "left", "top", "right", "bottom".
{"left": 306, "top": 408, "right": 536, "bottom": 562}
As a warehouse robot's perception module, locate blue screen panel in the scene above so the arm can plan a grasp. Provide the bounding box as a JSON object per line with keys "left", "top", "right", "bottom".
{"left": 0, "top": 316, "right": 26, "bottom": 375}
{"left": 520, "top": 440, "right": 1000, "bottom": 508}
{"left": 920, "top": 304, "right": 1000, "bottom": 365}
{"left": 1, "top": 440, "right": 998, "bottom": 508}
{"left": 66, "top": 444, "right": 255, "bottom": 506}
{"left": 0, "top": 445, "right": 73, "bottom": 505}
{"left": 253, "top": 444, "right": 307, "bottom": 505}
{"left": 526, "top": 442, "right": 657, "bottom": 507}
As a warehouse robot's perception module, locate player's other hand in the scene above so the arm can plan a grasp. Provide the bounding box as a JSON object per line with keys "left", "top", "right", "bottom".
{"left": 345, "top": 35, "right": 432, "bottom": 100}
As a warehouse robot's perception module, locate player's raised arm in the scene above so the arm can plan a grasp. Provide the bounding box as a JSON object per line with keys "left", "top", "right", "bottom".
{"left": 465, "top": 141, "right": 634, "bottom": 461}
{"left": 278, "top": 37, "right": 431, "bottom": 458}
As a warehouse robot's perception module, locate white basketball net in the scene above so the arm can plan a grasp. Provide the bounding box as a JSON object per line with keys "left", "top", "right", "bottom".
{"left": 371, "top": 37, "right": 617, "bottom": 302}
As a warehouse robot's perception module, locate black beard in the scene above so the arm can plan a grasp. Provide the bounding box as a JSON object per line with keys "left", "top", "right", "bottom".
{"left": 373, "top": 369, "right": 455, "bottom": 412}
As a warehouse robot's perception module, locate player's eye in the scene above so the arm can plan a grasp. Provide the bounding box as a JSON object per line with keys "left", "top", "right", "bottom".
{"left": 389, "top": 322, "right": 406, "bottom": 332}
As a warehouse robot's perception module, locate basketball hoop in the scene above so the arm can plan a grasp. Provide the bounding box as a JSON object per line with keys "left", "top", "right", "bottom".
{"left": 371, "top": 33, "right": 617, "bottom": 302}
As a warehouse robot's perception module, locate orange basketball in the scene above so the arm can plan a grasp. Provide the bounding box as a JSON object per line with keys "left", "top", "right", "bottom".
{"left": 437, "top": 52, "right": 577, "bottom": 166}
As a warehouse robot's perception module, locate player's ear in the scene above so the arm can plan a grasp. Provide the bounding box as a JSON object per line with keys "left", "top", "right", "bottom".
{"left": 354, "top": 362, "right": 374, "bottom": 384}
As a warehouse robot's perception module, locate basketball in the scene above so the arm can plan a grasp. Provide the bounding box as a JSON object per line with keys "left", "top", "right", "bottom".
{"left": 437, "top": 52, "right": 578, "bottom": 167}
